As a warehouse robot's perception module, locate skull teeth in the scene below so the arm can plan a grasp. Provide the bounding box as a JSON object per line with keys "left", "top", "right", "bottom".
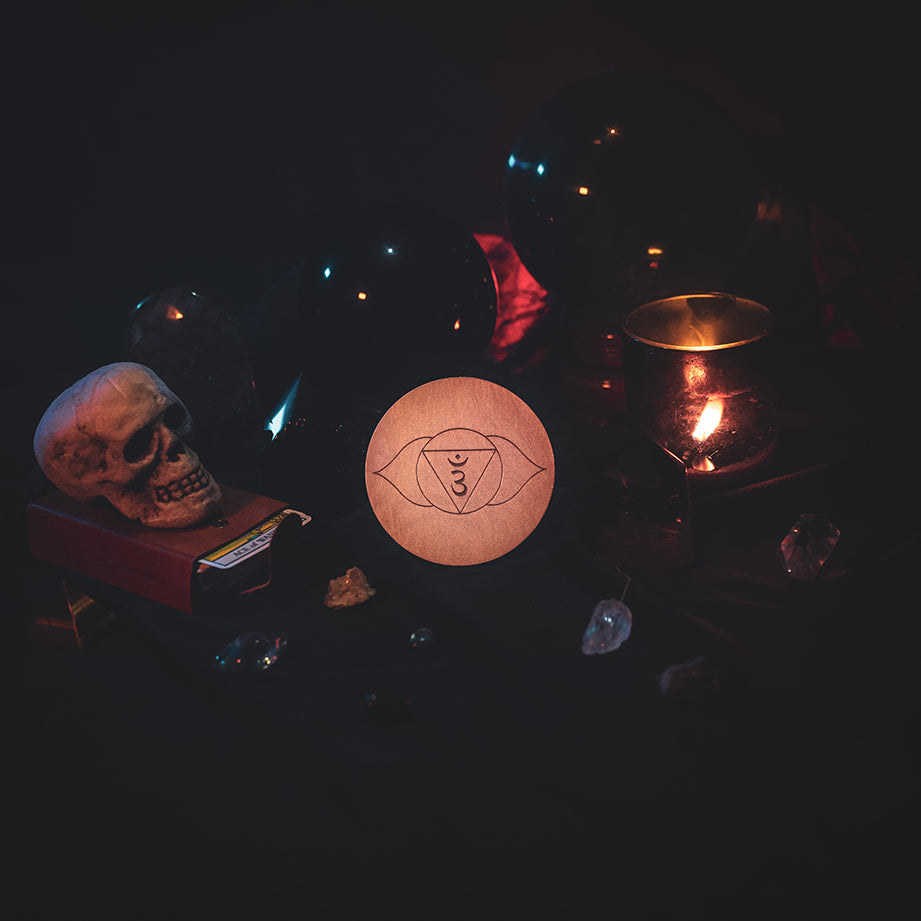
{"left": 154, "top": 466, "right": 210, "bottom": 504}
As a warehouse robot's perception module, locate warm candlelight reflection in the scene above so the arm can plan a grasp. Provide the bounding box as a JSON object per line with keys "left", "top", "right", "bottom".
{"left": 683, "top": 357, "right": 707, "bottom": 388}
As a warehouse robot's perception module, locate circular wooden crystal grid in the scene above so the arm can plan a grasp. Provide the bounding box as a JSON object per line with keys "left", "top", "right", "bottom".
{"left": 365, "top": 377, "right": 554, "bottom": 565}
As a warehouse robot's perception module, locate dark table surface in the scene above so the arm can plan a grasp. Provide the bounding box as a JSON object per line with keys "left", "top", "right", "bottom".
{"left": 3, "top": 6, "right": 919, "bottom": 919}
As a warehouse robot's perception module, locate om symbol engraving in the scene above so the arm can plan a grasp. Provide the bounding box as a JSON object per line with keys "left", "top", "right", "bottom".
{"left": 449, "top": 454, "right": 468, "bottom": 496}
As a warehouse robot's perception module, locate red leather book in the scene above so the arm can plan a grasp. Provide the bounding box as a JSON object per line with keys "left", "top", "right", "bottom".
{"left": 26, "top": 485, "right": 305, "bottom": 613}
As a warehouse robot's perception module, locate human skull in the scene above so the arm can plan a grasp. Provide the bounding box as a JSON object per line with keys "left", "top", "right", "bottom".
{"left": 33, "top": 362, "right": 222, "bottom": 528}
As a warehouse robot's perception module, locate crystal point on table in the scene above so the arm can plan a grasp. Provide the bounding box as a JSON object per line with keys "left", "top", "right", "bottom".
{"left": 779, "top": 513, "right": 840, "bottom": 581}
{"left": 581, "top": 599, "right": 632, "bottom": 655}
{"left": 215, "top": 632, "right": 288, "bottom": 671}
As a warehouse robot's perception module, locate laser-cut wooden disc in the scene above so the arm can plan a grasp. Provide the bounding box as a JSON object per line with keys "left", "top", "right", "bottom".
{"left": 365, "top": 377, "right": 554, "bottom": 565}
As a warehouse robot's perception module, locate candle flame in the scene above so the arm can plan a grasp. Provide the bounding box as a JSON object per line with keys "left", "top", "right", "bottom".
{"left": 692, "top": 398, "right": 723, "bottom": 442}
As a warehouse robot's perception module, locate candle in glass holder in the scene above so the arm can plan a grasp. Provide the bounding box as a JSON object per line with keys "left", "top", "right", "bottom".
{"left": 622, "top": 293, "right": 776, "bottom": 478}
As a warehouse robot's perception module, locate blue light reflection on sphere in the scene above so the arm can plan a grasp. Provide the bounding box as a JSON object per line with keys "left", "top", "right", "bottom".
{"left": 298, "top": 203, "right": 498, "bottom": 410}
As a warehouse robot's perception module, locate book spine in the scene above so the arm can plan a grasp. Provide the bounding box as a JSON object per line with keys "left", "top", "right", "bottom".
{"left": 27, "top": 504, "right": 195, "bottom": 613}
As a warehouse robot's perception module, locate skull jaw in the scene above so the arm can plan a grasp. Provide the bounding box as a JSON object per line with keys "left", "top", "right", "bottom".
{"left": 106, "top": 477, "right": 223, "bottom": 529}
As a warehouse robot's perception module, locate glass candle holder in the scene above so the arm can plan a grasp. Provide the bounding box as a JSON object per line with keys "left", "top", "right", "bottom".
{"left": 622, "top": 293, "right": 776, "bottom": 478}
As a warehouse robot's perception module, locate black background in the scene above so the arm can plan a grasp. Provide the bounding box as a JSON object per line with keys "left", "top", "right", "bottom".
{"left": 3, "top": 2, "right": 918, "bottom": 340}
{"left": 3, "top": 3, "right": 919, "bottom": 918}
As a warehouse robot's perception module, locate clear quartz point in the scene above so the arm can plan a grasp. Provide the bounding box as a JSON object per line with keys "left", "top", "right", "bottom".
{"left": 581, "top": 599, "right": 632, "bottom": 655}
{"left": 779, "top": 513, "right": 840, "bottom": 581}
{"left": 215, "top": 632, "right": 288, "bottom": 671}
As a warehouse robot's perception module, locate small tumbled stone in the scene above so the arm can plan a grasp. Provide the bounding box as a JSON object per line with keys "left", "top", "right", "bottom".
{"left": 581, "top": 598, "right": 632, "bottom": 655}
{"left": 324, "top": 566, "right": 376, "bottom": 608}
{"left": 215, "top": 632, "right": 287, "bottom": 671}
{"left": 409, "top": 628, "right": 437, "bottom": 648}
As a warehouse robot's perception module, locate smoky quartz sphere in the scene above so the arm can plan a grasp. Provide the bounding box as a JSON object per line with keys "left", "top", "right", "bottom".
{"left": 125, "top": 287, "right": 263, "bottom": 475}
{"left": 503, "top": 68, "right": 761, "bottom": 301}
{"left": 297, "top": 203, "right": 498, "bottom": 408}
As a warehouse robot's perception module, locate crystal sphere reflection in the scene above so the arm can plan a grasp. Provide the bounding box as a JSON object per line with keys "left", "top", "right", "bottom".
{"left": 298, "top": 204, "right": 498, "bottom": 410}
{"left": 260, "top": 397, "right": 371, "bottom": 517}
{"left": 503, "top": 68, "right": 761, "bottom": 303}
{"left": 124, "top": 286, "right": 264, "bottom": 477}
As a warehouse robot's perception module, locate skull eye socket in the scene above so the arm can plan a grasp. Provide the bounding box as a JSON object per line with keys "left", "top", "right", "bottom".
{"left": 123, "top": 424, "right": 154, "bottom": 463}
{"left": 163, "top": 403, "right": 188, "bottom": 432}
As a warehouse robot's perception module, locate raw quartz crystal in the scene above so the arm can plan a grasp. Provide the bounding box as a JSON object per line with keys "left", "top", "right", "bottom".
{"left": 215, "top": 632, "right": 288, "bottom": 671}
{"left": 324, "top": 566, "right": 376, "bottom": 608}
{"left": 581, "top": 598, "right": 633, "bottom": 655}
{"left": 780, "top": 513, "right": 841, "bottom": 581}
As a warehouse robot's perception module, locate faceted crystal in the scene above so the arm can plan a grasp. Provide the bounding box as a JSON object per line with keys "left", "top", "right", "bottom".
{"left": 409, "top": 628, "right": 437, "bottom": 648}
{"left": 581, "top": 599, "right": 632, "bottom": 655}
{"left": 779, "top": 513, "right": 840, "bottom": 581}
{"left": 215, "top": 632, "right": 288, "bottom": 671}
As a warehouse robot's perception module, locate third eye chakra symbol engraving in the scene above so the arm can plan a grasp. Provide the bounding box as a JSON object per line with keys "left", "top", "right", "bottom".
{"left": 373, "top": 427, "right": 547, "bottom": 515}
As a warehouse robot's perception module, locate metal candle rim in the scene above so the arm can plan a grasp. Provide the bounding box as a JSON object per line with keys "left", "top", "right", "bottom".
{"left": 622, "top": 293, "right": 773, "bottom": 352}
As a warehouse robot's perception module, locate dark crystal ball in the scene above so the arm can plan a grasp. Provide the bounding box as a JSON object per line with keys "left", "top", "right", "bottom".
{"left": 502, "top": 68, "right": 762, "bottom": 304}
{"left": 297, "top": 203, "right": 498, "bottom": 411}
{"left": 124, "top": 286, "right": 265, "bottom": 477}
{"left": 260, "top": 382, "right": 375, "bottom": 518}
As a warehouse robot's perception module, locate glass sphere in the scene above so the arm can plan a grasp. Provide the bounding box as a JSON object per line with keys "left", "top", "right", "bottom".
{"left": 409, "top": 627, "right": 437, "bottom": 648}
{"left": 298, "top": 203, "right": 498, "bottom": 410}
{"left": 124, "top": 286, "right": 264, "bottom": 478}
{"left": 502, "top": 68, "right": 762, "bottom": 305}
{"left": 260, "top": 380, "right": 374, "bottom": 518}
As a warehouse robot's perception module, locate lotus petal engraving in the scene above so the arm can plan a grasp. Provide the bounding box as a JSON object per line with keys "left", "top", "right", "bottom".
{"left": 487, "top": 435, "right": 547, "bottom": 505}
{"left": 372, "top": 436, "right": 431, "bottom": 506}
